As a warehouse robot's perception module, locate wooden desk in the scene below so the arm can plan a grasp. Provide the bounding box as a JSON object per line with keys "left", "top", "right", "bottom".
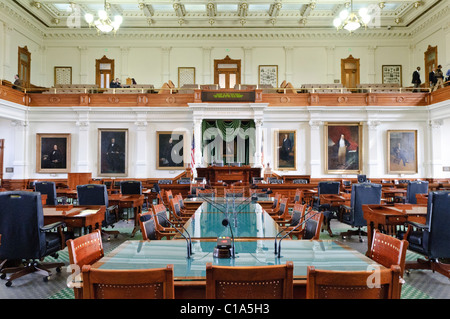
{"left": 108, "top": 194, "right": 144, "bottom": 237}
{"left": 318, "top": 194, "right": 350, "bottom": 236}
{"left": 363, "top": 204, "right": 427, "bottom": 256}
{"left": 43, "top": 205, "right": 105, "bottom": 233}
{"left": 382, "top": 188, "right": 407, "bottom": 203}
{"left": 197, "top": 166, "right": 261, "bottom": 184}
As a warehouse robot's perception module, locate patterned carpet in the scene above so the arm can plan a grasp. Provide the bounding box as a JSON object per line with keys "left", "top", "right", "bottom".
{"left": 1, "top": 218, "right": 448, "bottom": 299}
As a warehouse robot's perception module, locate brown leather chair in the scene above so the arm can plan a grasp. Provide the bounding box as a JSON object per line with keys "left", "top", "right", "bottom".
{"left": 306, "top": 265, "right": 402, "bottom": 299}
{"left": 205, "top": 261, "right": 294, "bottom": 299}
{"left": 82, "top": 264, "right": 174, "bottom": 299}
{"left": 66, "top": 229, "right": 104, "bottom": 299}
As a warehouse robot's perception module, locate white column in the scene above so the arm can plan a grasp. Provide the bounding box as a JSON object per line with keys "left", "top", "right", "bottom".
{"left": 134, "top": 119, "right": 148, "bottom": 177}
{"left": 425, "top": 119, "right": 443, "bottom": 178}
{"left": 365, "top": 120, "right": 380, "bottom": 178}
{"left": 11, "top": 120, "right": 29, "bottom": 179}
{"left": 75, "top": 111, "right": 90, "bottom": 172}
{"left": 0, "top": 22, "right": 4, "bottom": 80}
{"left": 161, "top": 47, "right": 171, "bottom": 84}
{"left": 39, "top": 45, "right": 47, "bottom": 87}
{"left": 326, "top": 46, "right": 335, "bottom": 83}
{"left": 367, "top": 45, "right": 377, "bottom": 83}
{"left": 243, "top": 46, "right": 253, "bottom": 84}
{"left": 284, "top": 46, "right": 294, "bottom": 84}
{"left": 254, "top": 119, "right": 263, "bottom": 168}
{"left": 309, "top": 120, "right": 323, "bottom": 177}
{"left": 120, "top": 46, "right": 129, "bottom": 83}
{"left": 202, "top": 47, "right": 212, "bottom": 84}
{"left": 78, "top": 46, "right": 88, "bottom": 84}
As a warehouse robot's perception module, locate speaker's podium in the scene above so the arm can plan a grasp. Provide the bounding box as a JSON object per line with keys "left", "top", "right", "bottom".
{"left": 196, "top": 165, "right": 261, "bottom": 184}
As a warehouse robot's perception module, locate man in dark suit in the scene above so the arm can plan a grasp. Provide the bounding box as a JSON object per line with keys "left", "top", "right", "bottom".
{"left": 49, "top": 144, "right": 63, "bottom": 168}
{"left": 411, "top": 67, "right": 421, "bottom": 92}
{"left": 106, "top": 138, "right": 121, "bottom": 172}
{"left": 280, "top": 134, "right": 292, "bottom": 161}
{"left": 429, "top": 69, "right": 437, "bottom": 90}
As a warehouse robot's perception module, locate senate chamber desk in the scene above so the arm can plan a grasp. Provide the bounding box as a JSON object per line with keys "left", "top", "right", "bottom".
{"left": 108, "top": 194, "right": 145, "bottom": 237}
{"left": 89, "top": 239, "right": 384, "bottom": 299}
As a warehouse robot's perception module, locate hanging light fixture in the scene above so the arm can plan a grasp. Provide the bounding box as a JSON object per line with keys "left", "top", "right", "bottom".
{"left": 84, "top": 0, "right": 123, "bottom": 34}
{"left": 333, "top": 1, "right": 372, "bottom": 32}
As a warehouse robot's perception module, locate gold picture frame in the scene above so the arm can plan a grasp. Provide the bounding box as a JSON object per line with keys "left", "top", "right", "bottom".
{"left": 274, "top": 130, "right": 296, "bottom": 171}
{"left": 98, "top": 129, "right": 128, "bottom": 177}
{"left": 36, "top": 133, "right": 71, "bottom": 173}
{"left": 382, "top": 65, "right": 402, "bottom": 86}
{"left": 387, "top": 130, "right": 418, "bottom": 174}
{"left": 258, "top": 65, "right": 278, "bottom": 88}
{"left": 178, "top": 67, "right": 196, "bottom": 87}
{"left": 157, "top": 131, "right": 186, "bottom": 170}
{"left": 54, "top": 66, "right": 72, "bottom": 86}
{"left": 325, "top": 123, "right": 362, "bottom": 174}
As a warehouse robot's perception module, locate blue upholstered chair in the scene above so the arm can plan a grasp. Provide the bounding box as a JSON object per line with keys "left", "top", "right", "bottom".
{"left": 0, "top": 191, "right": 66, "bottom": 287}
{"left": 340, "top": 183, "right": 382, "bottom": 242}
{"left": 405, "top": 191, "right": 450, "bottom": 279}
{"left": 404, "top": 181, "right": 429, "bottom": 204}
{"left": 76, "top": 184, "right": 119, "bottom": 239}
{"left": 34, "top": 181, "right": 58, "bottom": 206}
{"left": 313, "top": 181, "right": 340, "bottom": 235}
{"left": 120, "top": 181, "right": 142, "bottom": 195}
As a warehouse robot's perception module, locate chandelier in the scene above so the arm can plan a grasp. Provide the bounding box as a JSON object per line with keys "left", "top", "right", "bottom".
{"left": 333, "top": 1, "right": 371, "bottom": 32}
{"left": 84, "top": 1, "right": 123, "bottom": 34}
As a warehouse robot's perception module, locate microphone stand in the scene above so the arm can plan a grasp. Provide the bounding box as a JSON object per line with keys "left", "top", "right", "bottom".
{"left": 154, "top": 183, "right": 193, "bottom": 258}
{"left": 276, "top": 210, "right": 321, "bottom": 259}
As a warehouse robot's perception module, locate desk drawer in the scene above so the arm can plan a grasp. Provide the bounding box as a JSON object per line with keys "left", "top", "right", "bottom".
{"left": 386, "top": 216, "right": 406, "bottom": 224}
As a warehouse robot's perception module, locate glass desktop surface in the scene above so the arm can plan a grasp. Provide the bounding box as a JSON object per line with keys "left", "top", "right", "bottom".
{"left": 181, "top": 200, "right": 281, "bottom": 238}
{"left": 96, "top": 240, "right": 381, "bottom": 279}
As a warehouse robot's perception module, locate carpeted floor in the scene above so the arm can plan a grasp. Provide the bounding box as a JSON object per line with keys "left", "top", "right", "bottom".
{"left": 0, "top": 218, "right": 448, "bottom": 299}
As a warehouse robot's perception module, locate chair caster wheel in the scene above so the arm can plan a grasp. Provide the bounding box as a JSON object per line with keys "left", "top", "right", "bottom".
{"left": 5, "top": 281, "right": 12, "bottom": 287}
{"left": 0, "top": 273, "right": 6, "bottom": 279}
{"left": 43, "top": 276, "right": 50, "bottom": 282}
{"left": 56, "top": 267, "right": 62, "bottom": 273}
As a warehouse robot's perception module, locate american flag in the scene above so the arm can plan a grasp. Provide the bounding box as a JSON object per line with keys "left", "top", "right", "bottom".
{"left": 191, "top": 133, "right": 195, "bottom": 168}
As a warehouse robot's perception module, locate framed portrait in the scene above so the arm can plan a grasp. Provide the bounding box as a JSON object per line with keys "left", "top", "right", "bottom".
{"left": 274, "top": 130, "right": 296, "bottom": 171}
{"left": 258, "top": 65, "right": 278, "bottom": 88}
{"left": 157, "top": 131, "right": 185, "bottom": 170}
{"left": 387, "top": 130, "right": 417, "bottom": 174}
{"left": 54, "top": 66, "right": 72, "bottom": 86}
{"left": 98, "top": 129, "right": 128, "bottom": 176}
{"left": 382, "top": 65, "right": 402, "bottom": 86}
{"left": 325, "top": 123, "right": 362, "bottom": 174}
{"left": 178, "top": 67, "right": 196, "bottom": 87}
{"left": 36, "top": 133, "right": 71, "bottom": 173}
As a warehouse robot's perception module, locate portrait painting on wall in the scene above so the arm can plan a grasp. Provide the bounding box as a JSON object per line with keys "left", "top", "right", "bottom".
{"left": 157, "top": 131, "right": 185, "bottom": 170}
{"left": 36, "top": 133, "right": 71, "bottom": 173}
{"left": 325, "top": 123, "right": 362, "bottom": 174}
{"left": 274, "top": 130, "right": 296, "bottom": 170}
{"left": 387, "top": 130, "right": 417, "bottom": 174}
{"left": 98, "top": 129, "right": 127, "bottom": 176}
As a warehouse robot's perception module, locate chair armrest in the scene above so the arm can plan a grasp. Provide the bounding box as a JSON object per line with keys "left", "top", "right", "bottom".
{"left": 41, "top": 221, "right": 66, "bottom": 232}
{"left": 405, "top": 221, "right": 428, "bottom": 230}
{"left": 107, "top": 205, "right": 118, "bottom": 211}
{"left": 341, "top": 205, "right": 351, "bottom": 211}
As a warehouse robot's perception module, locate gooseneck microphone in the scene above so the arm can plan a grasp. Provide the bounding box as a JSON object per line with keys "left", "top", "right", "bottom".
{"left": 221, "top": 218, "right": 236, "bottom": 258}
{"left": 154, "top": 183, "right": 193, "bottom": 258}
{"left": 275, "top": 210, "right": 321, "bottom": 258}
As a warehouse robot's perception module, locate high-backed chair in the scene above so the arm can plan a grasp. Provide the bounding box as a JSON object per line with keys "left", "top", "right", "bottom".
{"left": 306, "top": 265, "right": 402, "bottom": 299}
{"left": 120, "top": 180, "right": 142, "bottom": 195}
{"left": 152, "top": 204, "right": 177, "bottom": 240}
{"left": 76, "top": 184, "right": 119, "bottom": 239}
{"left": 265, "top": 193, "right": 281, "bottom": 214}
{"left": 404, "top": 181, "right": 429, "bottom": 204}
{"left": 313, "top": 181, "right": 340, "bottom": 233}
{"left": 205, "top": 261, "right": 294, "bottom": 299}
{"left": 270, "top": 197, "right": 290, "bottom": 222}
{"left": 66, "top": 229, "right": 104, "bottom": 299}
{"left": 340, "top": 183, "right": 382, "bottom": 242}
{"left": 139, "top": 215, "right": 157, "bottom": 240}
{"left": 404, "top": 191, "right": 450, "bottom": 279}
{"left": 0, "top": 191, "right": 66, "bottom": 287}
{"left": 169, "top": 198, "right": 190, "bottom": 224}
{"left": 82, "top": 264, "right": 174, "bottom": 299}
{"left": 369, "top": 230, "right": 408, "bottom": 281}
{"left": 224, "top": 188, "right": 244, "bottom": 198}
{"left": 34, "top": 181, "right": 58, "bottom": 206}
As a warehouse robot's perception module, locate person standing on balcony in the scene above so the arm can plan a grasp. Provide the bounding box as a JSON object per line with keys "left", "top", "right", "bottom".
{"left": 411, "top": 67, "right": 421, "bottom": 92}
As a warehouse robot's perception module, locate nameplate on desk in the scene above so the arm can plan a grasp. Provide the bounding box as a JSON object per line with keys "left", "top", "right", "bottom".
{"left": 201, "top": 91, "right": 255, "bottom": 102}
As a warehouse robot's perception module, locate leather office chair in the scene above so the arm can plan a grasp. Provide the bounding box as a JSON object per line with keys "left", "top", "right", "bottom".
{"left": 341, "top": 183, "right": 382, "bottom": 242}
{"left": 0, "top": 191, "right": 66, "bottom": 287}
{"left": 205, "top": 261, "right": 294, "bottom": 299}
{"left": 34, "top": 181, "right": 58, "bottom": 206}
{"left": 404, "top": 181, "right": 429, "bottom": 204}
{"left": 66, "top": 229, "right": 104, "bottom": 299}
{"left": 306, "top": 265, "right": 401, "bottom": 299}
{"left": 300, "top": 212, "right": 324, "bottom": 240}
{"left": 404, "top": 191, "right": 450, "bottom": 279}
{"left": 76, "top": 184, "right": 119, "bottom": 239}
{"left": 265, "top": 193, "right": 281, "bottom": 214}
{"left": 82, "top": 264, "right": 174, "bottom": 299}
{"left": 314, "top": 181, "right": 340, "bottom": 233}
{"left": 120, "top": 180, "right": 142, "bottom": 195}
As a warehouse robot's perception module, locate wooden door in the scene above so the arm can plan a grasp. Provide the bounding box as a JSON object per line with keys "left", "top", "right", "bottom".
{"left": 18, "top": 46, "right": 31, "bottom": 88}
{"left": 214, "top": 56, "right": 241, "bottom": 89}
{"left": 424, "top": 45, "right": 438, "bottom": 85}
{"left": 341, "top": 55, "right": 360, "bottom": 91}
{"left": 96, "top": 55, "right": 115, "bottom": 89}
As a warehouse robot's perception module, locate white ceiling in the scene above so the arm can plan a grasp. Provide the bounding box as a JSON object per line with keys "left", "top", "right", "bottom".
{"left": 11, "top": 0, "right": 443, "bottom": 30}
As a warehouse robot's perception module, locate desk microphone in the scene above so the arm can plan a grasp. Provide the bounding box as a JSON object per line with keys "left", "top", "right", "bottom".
{"left": 153, "top": 183, "right": 193, "bottom": 258}
{"left": 275, "top": 210, "right": 321, "bottom": 259}
{"left": 221, "top": 218, "right": 236, "bottom": 258}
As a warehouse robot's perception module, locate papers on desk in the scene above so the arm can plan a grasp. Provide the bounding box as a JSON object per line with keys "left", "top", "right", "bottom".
{"left": 76, "top": 209, "right": 99, "bottom": 217}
